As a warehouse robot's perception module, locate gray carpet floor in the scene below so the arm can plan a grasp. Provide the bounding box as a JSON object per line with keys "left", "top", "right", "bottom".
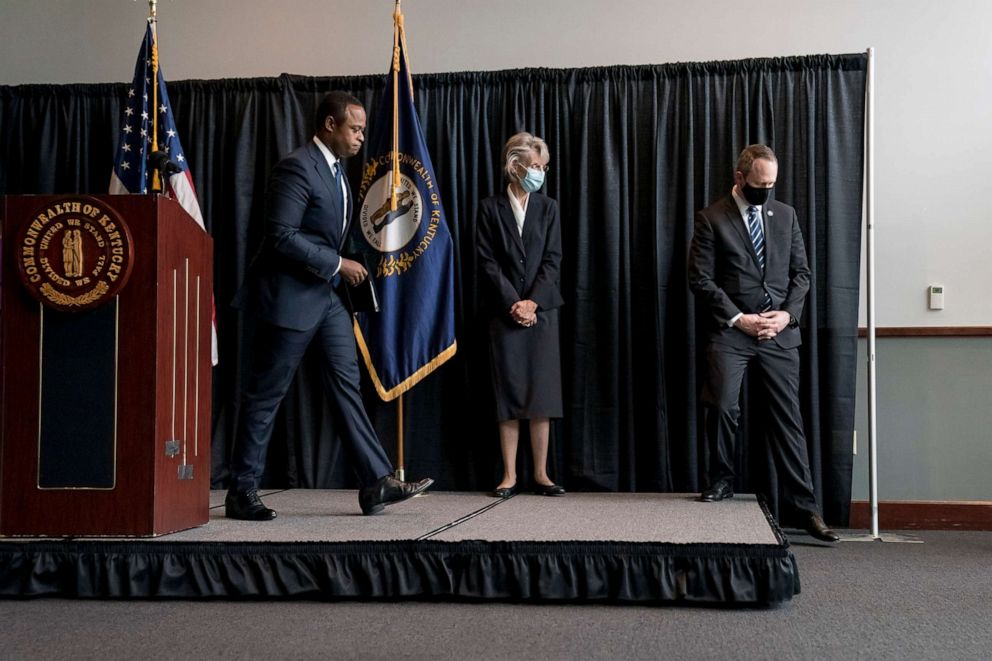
{"left": 2, "top": 524, "right": 990, "bottom": 659}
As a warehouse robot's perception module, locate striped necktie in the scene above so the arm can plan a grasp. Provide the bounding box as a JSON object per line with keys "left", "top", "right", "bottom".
{"left": 332, "top": 161, "right": 348, "bottom": 235}
{"left": 747, "top": 205, "right": 773, "bottom": 311}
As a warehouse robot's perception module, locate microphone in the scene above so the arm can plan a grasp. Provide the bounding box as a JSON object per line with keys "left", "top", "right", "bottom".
{"left": 149, "top": 150, "right": 182, "bottom": 176}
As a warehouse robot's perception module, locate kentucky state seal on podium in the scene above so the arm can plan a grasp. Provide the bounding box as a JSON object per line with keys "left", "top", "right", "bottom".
{"left": 15, "top": 197, "right": 134, "bottom": 312}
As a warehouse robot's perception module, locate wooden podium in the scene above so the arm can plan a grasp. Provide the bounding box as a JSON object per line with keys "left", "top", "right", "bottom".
{"left": 0, "top": 194, "right": 212, "bottom": 536}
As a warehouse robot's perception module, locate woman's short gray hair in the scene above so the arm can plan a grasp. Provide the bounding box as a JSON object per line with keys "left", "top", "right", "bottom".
{"left": 502, "top": 132, "right": 550, "bottom": 179}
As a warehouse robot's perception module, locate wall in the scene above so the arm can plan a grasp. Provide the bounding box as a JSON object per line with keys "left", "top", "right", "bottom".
{"left": 2, "top": 0, "right": 989, "bottom": 501}
{"left": 852, "top": 338, "right": 992, "bottom": 501}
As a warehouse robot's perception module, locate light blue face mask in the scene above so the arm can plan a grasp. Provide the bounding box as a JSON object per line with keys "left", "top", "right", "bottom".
{"left": 519, "top": 166, "right": 545, "bottom": 193}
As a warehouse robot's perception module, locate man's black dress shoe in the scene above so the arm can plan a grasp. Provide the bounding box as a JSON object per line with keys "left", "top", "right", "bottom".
{"left": 533, "top": 483, "right": 566, "bottom": 496}
{"left": 359, "top": 475, "right": 434, "bottom": 515}
{"left": 225, "top": 489, "right": 277, "bottom": 521}
{"left": 698, "top": 480, "right": 734, "bottom": 502}
{"left": 492, "top": 484, "right": 518, "bottom": 498}
{"left": 802, "top": 512, "right": 840, "bottom": 542}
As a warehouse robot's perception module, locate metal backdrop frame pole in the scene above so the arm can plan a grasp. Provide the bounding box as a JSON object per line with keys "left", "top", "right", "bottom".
{"left": 841, "top": 47, "right": 920, "bottom": 544}
{"left": 866, "top": 45, "right": 880, "bottom": 539}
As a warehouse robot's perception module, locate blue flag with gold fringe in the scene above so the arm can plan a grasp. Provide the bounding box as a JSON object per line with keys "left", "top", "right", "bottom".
{"left": 353, "top": 29, "right": 457, "bottom": 401}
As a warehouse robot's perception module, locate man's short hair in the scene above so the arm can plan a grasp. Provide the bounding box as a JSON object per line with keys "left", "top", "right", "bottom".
{"left": 735, "top": 144, "right": 778, "bottom": 176}
{"left": 315, "top": 91, "right": 363, "bottom": 132}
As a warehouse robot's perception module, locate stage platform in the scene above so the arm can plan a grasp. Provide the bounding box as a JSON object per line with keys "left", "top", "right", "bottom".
{"left": 0, "top": 491, "right": 800, "bottom": 606}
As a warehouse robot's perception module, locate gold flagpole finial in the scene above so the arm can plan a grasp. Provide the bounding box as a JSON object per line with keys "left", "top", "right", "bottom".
{"left": 394, "top": 0, "right": 404, "bottom": 30}
{"left": 148, "top": 0, "right": 157, "bottom": 21}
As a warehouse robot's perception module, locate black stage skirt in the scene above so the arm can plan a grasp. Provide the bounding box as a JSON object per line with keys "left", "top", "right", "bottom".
{"left": 488, "top": 308, "right": 562, "bottom": 421}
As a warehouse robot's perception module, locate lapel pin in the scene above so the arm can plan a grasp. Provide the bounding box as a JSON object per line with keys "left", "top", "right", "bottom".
{"left": 767, "top": 210, "right": 774, "bottom": 217}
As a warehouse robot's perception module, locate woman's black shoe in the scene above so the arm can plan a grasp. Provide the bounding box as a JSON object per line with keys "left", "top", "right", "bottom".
{"left": 492, "top": 484, "right": 517, "bottom": 498}
{"left": 533, "top": 483, "right": 566, "bottom": 496}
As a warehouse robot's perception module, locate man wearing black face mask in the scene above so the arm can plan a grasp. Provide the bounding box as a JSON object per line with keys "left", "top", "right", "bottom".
{"left": 688, "top": 144, "right": 838, "bottom": 543}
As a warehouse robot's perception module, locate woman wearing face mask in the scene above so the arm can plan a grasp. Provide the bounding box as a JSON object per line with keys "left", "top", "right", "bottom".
{"left": 476, "top": 132, "right": 565, "bottom": 498}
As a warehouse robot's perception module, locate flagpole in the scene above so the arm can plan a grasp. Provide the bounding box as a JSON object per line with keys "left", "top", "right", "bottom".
{"left": 391, "top": 1, "right": 401, "bottom": 212}
{"left": 396, "top": 395, "right": 405, "bottom": 481}
{"left": 392, "top": 0, "right": 405, "bottom": 481}
{"left": 148, "top": 0, "right": 161, "bottom": 192}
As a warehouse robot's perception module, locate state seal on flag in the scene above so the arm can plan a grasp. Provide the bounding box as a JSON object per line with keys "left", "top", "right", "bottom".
{"left": 358, "top": 173, "right": 423, "bottom": 253}
{"left": 15, "top": 197, "right": 134, "bottom": 312}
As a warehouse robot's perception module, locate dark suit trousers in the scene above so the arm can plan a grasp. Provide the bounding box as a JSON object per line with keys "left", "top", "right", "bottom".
{"left": 702, "top": 336, "right": 818, "bottom": 515}
{"left": 230, "top": 292, "right": 392, "bottom": 492}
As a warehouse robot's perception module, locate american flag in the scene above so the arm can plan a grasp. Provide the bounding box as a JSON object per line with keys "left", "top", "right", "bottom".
{"left": 110, "top": 20, "right": 218, "bottom": 365}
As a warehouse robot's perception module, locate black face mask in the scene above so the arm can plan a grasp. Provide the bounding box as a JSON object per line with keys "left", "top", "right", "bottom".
{"left": 741, "top": 183, "right": 773, "bottom": 206}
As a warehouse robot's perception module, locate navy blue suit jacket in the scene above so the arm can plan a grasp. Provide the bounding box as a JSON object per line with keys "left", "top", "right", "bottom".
{"left": 688, "top": 194, "right": 810, "bottom": 349}
{"left": 237, "top": 141, "right": 352, "bottom": 331}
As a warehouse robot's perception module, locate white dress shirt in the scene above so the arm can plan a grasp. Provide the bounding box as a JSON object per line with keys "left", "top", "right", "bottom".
{"left": 731, "top": 185, "right": 764, "bottom": 236}
{"left": 506, "top": 185, "right": 528, "bottom": 236}
{"left": 312, "top": 136, "right": 349, "bottom": 275}
{"left": 727, "top": 186, "right": 765, "bottom": 327}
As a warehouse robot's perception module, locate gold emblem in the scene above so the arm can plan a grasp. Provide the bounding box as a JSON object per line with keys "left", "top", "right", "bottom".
{"left": 16, "top": 196, "right": 134, "bottom": 312}
{"left": 359, "top": 172, "right": 423, "bottom": 254}
{"left": 357, "top": 152, "right": 443, "bottom": 279}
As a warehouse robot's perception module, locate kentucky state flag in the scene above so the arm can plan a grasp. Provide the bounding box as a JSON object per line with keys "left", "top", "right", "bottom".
{"left": 353, "top": 40, "right": 457, "bottom": 400}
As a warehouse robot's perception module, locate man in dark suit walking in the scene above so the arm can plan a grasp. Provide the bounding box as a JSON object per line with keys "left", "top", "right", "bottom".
{"left": 688, "top": 144, "right": 837, "bottom": 542}
{"left": 226, "top": 91, "right": 433, "bottom": 520}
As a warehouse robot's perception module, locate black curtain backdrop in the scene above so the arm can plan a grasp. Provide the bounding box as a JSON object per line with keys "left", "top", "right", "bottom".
{"left": 0, "top": 54, "right": 865, "bottom": 525}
